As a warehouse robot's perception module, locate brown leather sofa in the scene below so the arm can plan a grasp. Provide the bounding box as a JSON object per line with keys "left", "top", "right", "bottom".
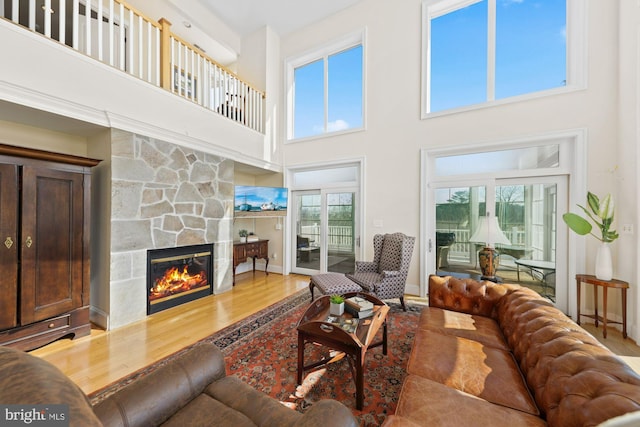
{"left": 383, "top": 275, "right": 640, "bottom": 427}
{"left": 0, "top": 342, "right": 358, "bottom": 427}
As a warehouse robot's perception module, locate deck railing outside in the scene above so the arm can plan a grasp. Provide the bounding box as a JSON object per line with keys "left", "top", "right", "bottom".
{"left": 1, "top": 0, "right": 265, "bottom": 133}
{"left": 437, "top": 228, "right": 526, "bottom": 263}
{"left": 300, "top": 224, "right": 354, "bottom": 253}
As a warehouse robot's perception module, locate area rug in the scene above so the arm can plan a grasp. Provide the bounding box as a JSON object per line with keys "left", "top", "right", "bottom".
{"left": 89, "top": 289, "right": 425, "bottom": 426}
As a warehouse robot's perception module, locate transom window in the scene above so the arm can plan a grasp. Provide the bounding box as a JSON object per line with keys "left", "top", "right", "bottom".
{"left": 422, "top": 0, "right": 586, "bottom": 116}
{"left": 286, "top": 30, "right": 365, "bottom": 141}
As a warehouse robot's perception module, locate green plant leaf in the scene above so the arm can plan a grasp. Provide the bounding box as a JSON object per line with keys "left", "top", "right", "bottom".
{"left": 599, "top": 194, "right": 614, "bottom": 220}
{"left": 563, "top": 213, "right": 592, "bottom": 235}
{"left": 587, "top": 192, "right": 600, "bottom": 215}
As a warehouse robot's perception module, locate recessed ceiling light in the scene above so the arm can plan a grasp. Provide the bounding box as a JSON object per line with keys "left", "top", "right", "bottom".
{"left": 183, "top": 21, "right": 192, "bottom": 28}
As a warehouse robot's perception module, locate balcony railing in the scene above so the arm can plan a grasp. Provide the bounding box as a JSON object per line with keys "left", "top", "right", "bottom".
{"left": 1, "top": 0, "right": 265, "bottom": 133}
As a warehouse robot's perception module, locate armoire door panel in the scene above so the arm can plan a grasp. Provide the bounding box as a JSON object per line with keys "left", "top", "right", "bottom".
{"left": 0, "top": 164, "right": 18, "bottom": 330}
{"left": 20, "top": 166, "right": 84, "bottom": 324}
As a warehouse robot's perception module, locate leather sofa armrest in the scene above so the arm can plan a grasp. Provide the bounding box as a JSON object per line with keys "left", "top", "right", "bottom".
{"left": 294, "top": 400, "right": 359, "bottom": 427}
{"left": 0, "top": 346, "right": 103, "bottom": 427}
{"left": 93, "top": 344, "right": 226, "bottom": 427}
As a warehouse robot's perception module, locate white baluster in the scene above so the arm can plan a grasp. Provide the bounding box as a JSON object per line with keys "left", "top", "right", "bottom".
{"left": 72, "top": 0, "right": 78, "bottom": 49}
{"left": 119, "top": 2, "right": 125, "bottom": 71}
{"left": 85, "top": 0, "right": 91, "bottom": 56}
{"left": 44, "top": 0, "right": 51, "bottom": 37}
{"left": 28, "top": 0, "right": 35, "bottom": 31}
{"left": 58, "top": 0, "right": 66, "bottom": 45}
{"left": 170, "top": 37, "right": 175, "bottom": 93}
{"left": 137, "top": 14, "right": 143, "bottom": 79}
{"left": 155, "top": 26, "right": 160, "bottom": 86}
{"left": 128, "top": 8, "right": 133, "bottom": 75}
{"left": 11, "top": 0, "right": 18, "bottom": 24}
{"left": 97, "top": 0, "right": 103, "bottom": 61}
{"left": 146, "top": 21, "right": 151, "bottom": 83}
{"left": 108, "top": 0, "right": 114, "bottom": 66}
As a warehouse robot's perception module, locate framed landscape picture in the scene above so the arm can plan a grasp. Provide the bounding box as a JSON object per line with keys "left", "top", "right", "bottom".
{"left": 234, "top": 185, "right": 288, "bottom": 217}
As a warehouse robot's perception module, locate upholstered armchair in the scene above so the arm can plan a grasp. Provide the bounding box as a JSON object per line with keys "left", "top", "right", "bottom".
{"left": 346, "top": 232, "right": 415, "bottom": 310}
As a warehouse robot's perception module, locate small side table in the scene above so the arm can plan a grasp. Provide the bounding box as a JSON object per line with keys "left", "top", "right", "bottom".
{"left": 576, "top": 274, "right": 628, "bottom": 339}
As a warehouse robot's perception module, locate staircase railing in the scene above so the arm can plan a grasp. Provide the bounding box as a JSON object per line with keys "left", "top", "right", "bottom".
{"left": 1, "top": 0, "right": 265, "bottom": 133}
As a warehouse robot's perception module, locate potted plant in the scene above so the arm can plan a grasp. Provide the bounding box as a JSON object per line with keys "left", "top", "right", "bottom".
{"left": 563, "top": 191, "right": 619, "bottom": 280}
{"left": 329, "top": 294, "right": 345, "bottom": 316}
{"left": 238, "top": 229, "right": 249, "bottom": 243}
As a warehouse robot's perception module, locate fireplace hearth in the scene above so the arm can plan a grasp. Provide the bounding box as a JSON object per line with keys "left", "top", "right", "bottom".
{"left": 147, "top": 243, "right": 214, "bottom": 315}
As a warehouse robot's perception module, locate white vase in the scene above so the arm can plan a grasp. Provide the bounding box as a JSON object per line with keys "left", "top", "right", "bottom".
{"left": 330, "top": 302, "right": 344, "bottom": 316}
{"left": 595, "top": 242, "right": 613, "bottom": 281}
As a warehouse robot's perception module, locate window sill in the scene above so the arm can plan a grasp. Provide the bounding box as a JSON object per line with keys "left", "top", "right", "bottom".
{"left": 421, "top": 84, "right": 587, "bottom": 120}
{"left": 286, "top": 126, "right": 366, "bottom": 145}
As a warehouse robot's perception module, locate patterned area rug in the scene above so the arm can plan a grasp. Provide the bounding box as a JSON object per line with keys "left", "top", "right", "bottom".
{"left": 89, "top": 290, "right": 425, "bottom": 426}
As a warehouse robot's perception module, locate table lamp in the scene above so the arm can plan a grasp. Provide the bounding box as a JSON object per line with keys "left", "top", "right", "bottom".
{"left": 469, "top": 214, "right": 511, "bottom": 281}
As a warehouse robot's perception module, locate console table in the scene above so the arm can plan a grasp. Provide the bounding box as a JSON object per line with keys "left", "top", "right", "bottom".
{"left": 233, "top": 240, "right": 269, "bottom": 285}
{"left": 576, "top": 274, "right": 628, "bottom": 339}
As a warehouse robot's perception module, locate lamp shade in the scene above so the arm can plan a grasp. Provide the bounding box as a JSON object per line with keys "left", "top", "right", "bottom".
{"left": 469, "top": 216, "right": 511, "bottom": 247}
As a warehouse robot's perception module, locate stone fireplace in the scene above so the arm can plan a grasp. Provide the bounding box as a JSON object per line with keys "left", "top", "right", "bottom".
{"left": 91, "top": 130, "right": 234, "bottom": 330}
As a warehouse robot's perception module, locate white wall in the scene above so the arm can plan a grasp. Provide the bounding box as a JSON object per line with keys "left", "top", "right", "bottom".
{"left": 280, "top": 0, "right": 636, "bottom": 338}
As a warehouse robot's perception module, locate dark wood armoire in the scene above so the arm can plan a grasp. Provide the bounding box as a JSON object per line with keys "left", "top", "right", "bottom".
{"left": 0, "top": 144, "right": 100, "bottom": 351}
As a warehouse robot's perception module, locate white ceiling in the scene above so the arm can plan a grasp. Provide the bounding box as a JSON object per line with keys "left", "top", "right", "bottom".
{"left": 198, "top": 0, "right": 363, "bottom": 38}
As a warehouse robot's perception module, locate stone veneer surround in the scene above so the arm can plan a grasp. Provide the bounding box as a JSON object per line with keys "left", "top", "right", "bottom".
{"left": 107, "top": 131, "right": 234, "bottom": 329}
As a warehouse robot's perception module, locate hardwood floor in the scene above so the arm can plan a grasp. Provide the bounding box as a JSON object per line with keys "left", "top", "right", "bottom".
{"left": 31, "top": 272, "right": 640, "bottom": 396}
{"left": 31, "top": 272, "right": 309, "bottom": 395}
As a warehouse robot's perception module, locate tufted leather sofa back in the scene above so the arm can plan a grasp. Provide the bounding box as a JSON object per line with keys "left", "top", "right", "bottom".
{"left": 496, "top": 289, "right": 640, "bottom": 427}
{"left": 428, "top": 275, "right": 519, "bottom": 319}
{"left": 429, "top": 275, "right": 640, "bottom": 427}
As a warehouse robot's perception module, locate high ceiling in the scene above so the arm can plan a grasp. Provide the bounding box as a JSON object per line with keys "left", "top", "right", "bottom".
{"left": 198, "top": 0, "right": 363, "bottom": 38}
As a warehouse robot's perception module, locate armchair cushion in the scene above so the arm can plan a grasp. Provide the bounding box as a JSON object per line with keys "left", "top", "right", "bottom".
{"left": 347, "top": 271, "right": 380, "bottom": 292}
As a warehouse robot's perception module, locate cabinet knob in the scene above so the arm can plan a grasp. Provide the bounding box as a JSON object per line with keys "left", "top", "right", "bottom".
{"left": 25, "top": 236, "right": 33, "bottom": 248}
{"left": 48, "top": 323, "right": 55, "bottom": 328}
{"left": 4, "top": 237, "right": 13, "bottom": 249}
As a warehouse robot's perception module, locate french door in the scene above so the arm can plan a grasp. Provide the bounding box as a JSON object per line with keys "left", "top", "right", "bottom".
{"left": 432, "top": 176, "right": 568, "bottom": 308}
{"left": 291, "top": 188, "right": 359, "bottom": 275}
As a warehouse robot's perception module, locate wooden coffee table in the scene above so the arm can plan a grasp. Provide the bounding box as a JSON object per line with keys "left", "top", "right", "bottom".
{"left": 296, "top": 292, "right": 389, "bottom": 410}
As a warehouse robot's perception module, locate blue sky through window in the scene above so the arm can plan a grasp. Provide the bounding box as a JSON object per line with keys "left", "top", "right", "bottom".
{"left": 430, "top": 0, "right": 566, "bottom": 113}
{"left": 293, "top": 45, "right": 363, "bottom": 139}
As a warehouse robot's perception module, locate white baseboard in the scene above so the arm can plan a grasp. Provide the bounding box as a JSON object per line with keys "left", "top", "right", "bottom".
{"left": 90, "top": 306, "right": 109, "bottom": 330}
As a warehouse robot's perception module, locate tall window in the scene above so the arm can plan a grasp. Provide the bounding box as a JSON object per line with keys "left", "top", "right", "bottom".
{"left": 286, "top": 31, "right": 365, "bottom": 141}
{"left": 422, "top": 0, "right": 585, "bottom": 116}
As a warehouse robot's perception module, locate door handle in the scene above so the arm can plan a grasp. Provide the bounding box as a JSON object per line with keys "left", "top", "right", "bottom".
{"left": 25, "top": 236, "right": 33, "bottom": 248}
{"left": 4, "top": 237, "right": 13, "bottom": 249}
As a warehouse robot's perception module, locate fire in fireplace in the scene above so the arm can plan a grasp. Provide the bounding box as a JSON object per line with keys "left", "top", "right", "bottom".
{"left": 147, "top": 243, "right": 214, "bottom": 315}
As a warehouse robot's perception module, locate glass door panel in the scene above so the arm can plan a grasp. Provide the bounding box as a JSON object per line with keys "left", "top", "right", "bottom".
{"left": 293, "top": 191, "right": 322, "bottom": 273}
{"left": 327, "top": 192, "right": 356, "bottom": 274}
{"left": 435, "top": 186, "right": 486, "bottom": 272}
{"left": 495, "top": 182, "right": 558, "bottom": 301}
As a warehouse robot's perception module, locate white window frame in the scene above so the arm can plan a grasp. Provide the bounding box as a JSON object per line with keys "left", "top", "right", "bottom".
{"left": 421, "top": 0, "right": 587, "bottom": 118}
{"left": 285, "top": 29, "right": 366, "bottom": 143}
